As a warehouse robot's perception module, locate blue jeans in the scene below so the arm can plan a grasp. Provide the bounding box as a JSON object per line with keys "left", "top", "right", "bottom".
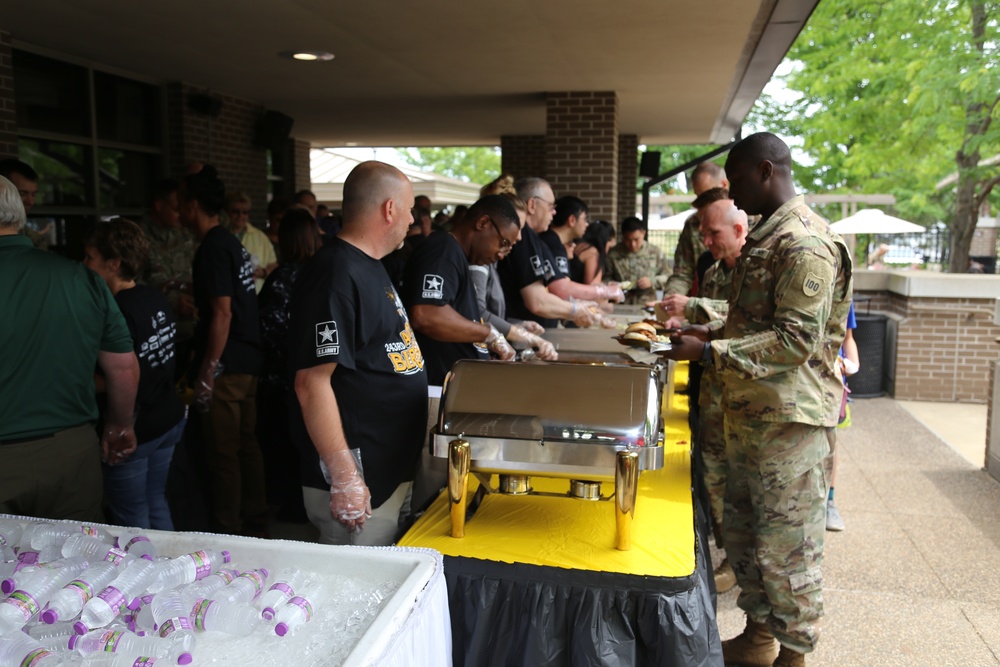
{"left": 103, "top": 417, "right": 185, "bottom": 530}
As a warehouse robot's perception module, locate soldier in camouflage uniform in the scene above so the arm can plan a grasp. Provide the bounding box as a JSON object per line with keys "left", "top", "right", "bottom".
{"left": 665, "top": 133, "right": 852, "bottom": 667}
{"left": 606, "top": 216, "right": 669, "bottom": 304}
{"left": 662, "top": 161, "right": 727, "bottom": 297}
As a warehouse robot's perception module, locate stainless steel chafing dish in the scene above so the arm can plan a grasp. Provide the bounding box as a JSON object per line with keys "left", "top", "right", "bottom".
{"left": 433, "top": 359, "right": 665, "bottom": 550}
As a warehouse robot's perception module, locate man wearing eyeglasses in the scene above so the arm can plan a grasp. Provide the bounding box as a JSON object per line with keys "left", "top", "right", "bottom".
{"left": 225, "top": 192, "right": 277, "bottom": 293}
{"left": 402, "top": 195, "right": 519, "bottom": 386}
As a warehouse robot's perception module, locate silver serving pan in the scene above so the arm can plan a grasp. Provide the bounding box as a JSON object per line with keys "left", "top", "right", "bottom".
{"left": 433, "top": 359, "right": 664, "bottom": 480}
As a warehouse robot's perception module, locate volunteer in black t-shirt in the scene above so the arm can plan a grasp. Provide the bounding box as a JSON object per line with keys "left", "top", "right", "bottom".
{"left": 84, "top": 218, "right": 185, "bottom": 530}
{"left": 497, "top": 177, "right": 603, "bottom": 328}
{"left": 288, "top": 161, "right": 429, "bottom": 546}
{"left": 402, "top": 195, "right": 520, "bottom": 385}
{"left": 181, "top": 166, "right": 267, "bottom": 537}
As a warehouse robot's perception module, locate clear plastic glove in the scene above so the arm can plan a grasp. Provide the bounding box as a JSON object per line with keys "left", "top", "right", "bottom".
{"left": 597, "top": 314, "right": 618, "bottom": 329}
{"left": 193, "top": 359, "right": 223, "bottom": 414}
{"left": 842, "top": 356, "right": 860, "bottom": 376}
{"left": 321, "top": 448, "right": 372, "bottom": 531}
{"left": 484, "top": 324, "right": 516, "bottom": 361}
{"left": 520, "top": 320, "right": 546, "bottom": 336}
{"left": 509, "top": 325, "right": 559, "bottom": 361}
{"left": 595, "top": 283, "right": 626, "bottom": 303}
{"left": 102, "top": 425, "right": 137, "bottom": 467}
{"left": 568, "top": 299, "right": 600, "bottom": 328}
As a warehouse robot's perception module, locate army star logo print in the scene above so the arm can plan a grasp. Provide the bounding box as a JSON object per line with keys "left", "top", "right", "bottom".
{"left": 315, "top": 321, "right": 340, "bottom": 357}
{"left": 422, "top": 274, "right": 444, "bottom": 299}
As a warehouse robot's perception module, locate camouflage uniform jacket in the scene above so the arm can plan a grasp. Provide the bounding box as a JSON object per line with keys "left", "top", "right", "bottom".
{"left": 140, "top": 219, "right": 197, "bottom": 291}
{"left": 706, "top": 195, "right": 853, "bottom": 426}
{"left": 663, "top": 213, "right": 707, "bottom": 296}
{"left": 606, "top": 242, "right": 670, "bottom": 304}
{"left": 691, "top": 260, "right": 733, "bottom": 412}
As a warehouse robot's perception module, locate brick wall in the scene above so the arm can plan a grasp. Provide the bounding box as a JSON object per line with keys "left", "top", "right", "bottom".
{"left": 292, "top": 139, "right": 311, "bottom": 194}
{"left": 545, "top": 92, "right": 618, "bottom": 221}
{"left": 970, "top": 226, "right": 997, "bottom": 259}
{"left": 617, "top": 134, "right": 638, "bottom": 224}
{"left": 500, "top": 135, "right": 545, "bottom": 180}
{"left": 988, "top": 360, "right": 999, "bottom": 476}
{"left": 883, "top": 295, "right": 998, "bottom": 402}
{"left": 0, "top": 31, "right": 17, "bottom": 158}
{"left": 166, "top": 83, "right": 269, "bottom": 229}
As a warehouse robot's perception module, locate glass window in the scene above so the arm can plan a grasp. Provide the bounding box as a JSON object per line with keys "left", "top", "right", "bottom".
{"left": 94, "top": 71, "right": 161, "bottom": 146}
{"left": 18, "top": 138, "right": 94, "bottom": 207}
{"left": 98, "top": 148, "right": 161, "bottom": 209}
{"left": 12, "top": 51, "right": 90, "bottom": 137}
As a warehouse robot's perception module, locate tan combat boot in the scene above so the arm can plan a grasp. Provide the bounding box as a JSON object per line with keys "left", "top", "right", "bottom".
{"left": 722, "top": 618, "right": 779, "bottom": 667}
{"left": 772, "top": 644, "right": 805, "bottom": 667}
{"left": 714, "top": 558, "right": 737, "bottom": 594}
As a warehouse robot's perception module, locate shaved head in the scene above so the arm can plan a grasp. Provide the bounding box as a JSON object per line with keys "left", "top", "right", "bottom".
{"left": 727, "top": 132, "right": 792, "bottom": 173}
{"left": 690, "top": 162, "right": 727, "bottom": 195}
{"left": 700, "top": 199, "right": 746, "bottom": 229}
{"left": 342, "top": 161, "right": 411, "bottom": 223}
{"left": 724, "top": 132, "right": 796, "bottom": 218}
{"left": 699, "top": 198, "right": 747, "bottom": 264}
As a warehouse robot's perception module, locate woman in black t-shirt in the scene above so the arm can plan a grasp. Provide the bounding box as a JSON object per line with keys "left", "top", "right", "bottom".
{"left": 84, "top": 219, "right": 186, "bottom": 530}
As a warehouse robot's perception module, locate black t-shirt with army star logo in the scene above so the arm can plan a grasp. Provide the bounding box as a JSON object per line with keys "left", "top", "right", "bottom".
{"left": 401, "top": 230, "right": 489, "bottom": 386}
{"left": 497, "top": 225, "right": 559, "bottom": 327}
{"left": 538, "top": 229, "right": 572, "bottom": 280}
{"left": 192, "top": 224, "right": 262, "bottom": 375}
{"left": 287, "top": 237, "right": 428, "bottom": 506}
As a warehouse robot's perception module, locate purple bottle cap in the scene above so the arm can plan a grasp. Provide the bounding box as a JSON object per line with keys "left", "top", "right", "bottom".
{"left": 74, "top": 621, "right": 88, "bottom": 636}
{"left": 128, "top": 621, "right": 137, "bottom": 633}
{"left": 68, "top": 635, "right": 79, "bottom": 650}
{"left": 221, "top": 550, "right": 231, "bottom": 564}
{"left": 261, "top": 568, "right": 269, "bottom": 578}
{"left": 177, "top": 653, "right": 193, "bottom": 665}
{"left": 41, "top": 609, "right": 58, "bottom": 624}
{"left": 142, "top": 554, "right": 154, "bottom": 561}
{"left": 127, "top": 597, "right": 143, "bottom": 611}
{"left": 141, "top": 595, "right": 154, "bottom": 605}
{"left": 274, "top": 622, "right": 289, "bottom": 637}
{"left": 262, "top": 608, "right": 275, "bottom": 621}
{"left": 0, "top": 578, "right": 14, "bottom": 595}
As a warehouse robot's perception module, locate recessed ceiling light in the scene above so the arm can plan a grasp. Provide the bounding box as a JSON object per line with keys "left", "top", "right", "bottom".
{"left": 279, "top": 50, "right": 335, "bottom": 62}
{"left": 345, "top": 142, "right": 359, "bottom": 147}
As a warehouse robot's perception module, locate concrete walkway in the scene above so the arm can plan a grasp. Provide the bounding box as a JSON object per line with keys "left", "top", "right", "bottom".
{"left": 714, "top": 397, "right": 1000, "bottom": 666}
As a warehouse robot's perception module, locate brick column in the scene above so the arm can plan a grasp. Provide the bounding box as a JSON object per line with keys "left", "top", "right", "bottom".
{"left": 545, "top": 92, "right": 618, "bottom": 221}
{"left": 500, "top": 135, "right": 545, "bottom": 180}
{"left": 0, "top": 32, "right": 18, "bottom": 158}
{"left": 292, "top": 139, "right": 311, "bottom": 194}
{"left": 617, "top": 134, "right": 639, "bottom": 224}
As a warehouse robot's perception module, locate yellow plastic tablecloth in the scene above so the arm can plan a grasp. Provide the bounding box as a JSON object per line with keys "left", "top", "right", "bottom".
{"left": 399, "top": 363, "right": 695, "bottom": 578}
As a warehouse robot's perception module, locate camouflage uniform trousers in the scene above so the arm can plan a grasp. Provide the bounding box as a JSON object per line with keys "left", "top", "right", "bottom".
{"left": 698, "top": 370, "right": 727, "bottom": 547}
{"left": 722, "top": 417, "right": 834, "bottom": 654}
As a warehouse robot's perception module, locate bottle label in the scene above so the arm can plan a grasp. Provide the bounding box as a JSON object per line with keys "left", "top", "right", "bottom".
{"left": 97, "top": 585, "right": 127, "bottom": 615}
{"left": 188, "top": 550, "right": 212, "bottom": 579}
{"left": 218, "top": 569, "right": 238, "bottom": 585}
{"left": 288, "top": 595, "right": 314, "bottom": 622}
{"left": 241, "top": 570, "right": 267, "bottom": 597}
{"left": 131, "top": 659, "right": 157, "bottom": 667}
{"left": 104, "top": 547, "right": 128, "bottom": 566}
{"left": 67, "top": 578, "right": 95, "bottom": 605}
{"left": 100, "top": 629, "right": 125, "bottom": 651}
{"left": 268, "top": 582, "right": 294, "bottom": 597}
{"left": 158, "top": 616, "right": 192, "bottom": 639}
{"left": 19, "top": 647, "right": 54, "bottom": 667}
{"left": 81, "top": 526, "right": 100, "bottom": 538}
{"left": 3, "top": 589, "right": 40, "bottom": 621}
{"left": 190, "top": 598, "right": 214, "bottom": 630}
{"left": 124, "top": 535, "right": 151, "bottom": 552}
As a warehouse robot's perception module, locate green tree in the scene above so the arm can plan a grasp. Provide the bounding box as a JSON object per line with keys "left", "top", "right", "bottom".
{"left": 752, "top": 0, "right": 999, "bottom": 272}
{"left": 396, "top": 146, "right": 501, "bottom": 186}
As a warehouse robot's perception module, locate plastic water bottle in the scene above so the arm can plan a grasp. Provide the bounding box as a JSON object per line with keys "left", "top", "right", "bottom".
{"left": 147, "top": 550, "right": 230, "bottom": 594}
{"left": 79, "top": 653, "right": 162, "bottom": 666}
{"left": 149, "top": 591, "right": 196, "bottom": 650}
{"left": 1, "top": 563, "right": 38, "bottom": 595}
{"left": 220, "top": 568, "right": 268, "bottom": 605}
{"left": 118, "top": 529, "right": 157, "bottom": 560}
{"left": 0, "top": 633, "right": 63, "bottom": 667}
{"left": 0, "top": 546, "right": 14, "bottom": 562}
{"left": 30, "top": 523, "right": 113, "bottom": 550}
{"left": 0, "top": 559, "right": 17, "bottom": 591}
{"left": 0, "top": 521, "right": 23, "bottom": 554}
{"left": 27, "top": 620, "right": 78, "bottom": 650}
{"left": 189, "top": 597, "right": 260, "bottom": 636}
{"left": 80, "top": 559, "right": 157, "bottom": 633}
{"left": 273, "top": 585, "right": 324, "bottom": 637}
{"left": 259, "top": 568, "right": 308, "bottom": 621}
{"left": 131, "top": 596, "right": 156, "bottom": 634}
{"left": 70, "top": 628, "right": 192, "bottom": 665}
{"left": 42, "top": 561, "right": 119, "bottom": 624}
{"left": 62, "top": 535, "right": 133, "bottom": 567}
{"left": 182, "top": 568, "right": 238, "bottom": 600}
{"left": 0, "top": 555, "right": 89, "bottom": 632}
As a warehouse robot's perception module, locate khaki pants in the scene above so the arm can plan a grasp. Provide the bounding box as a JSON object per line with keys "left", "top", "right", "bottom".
{"left": 203, "top": 374, "right": 267, "bottom": 534}
{"left": 0, "top": 424, "right": 104, "bottom": 521}
{"left": 303, "top": 482, "right": 412, "bottom": 546}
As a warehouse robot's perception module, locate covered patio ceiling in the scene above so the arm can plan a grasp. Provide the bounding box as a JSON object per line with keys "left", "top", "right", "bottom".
{"left": 1, "top": 0, "right": 818, "bottom": 147}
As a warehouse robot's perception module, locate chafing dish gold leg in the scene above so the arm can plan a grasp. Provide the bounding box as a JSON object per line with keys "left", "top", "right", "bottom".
{"left": 448, "top": 439, "right": 471, "bottom": 538}
{"left": 615, "top": 450, "right": 640, "bottom": 551}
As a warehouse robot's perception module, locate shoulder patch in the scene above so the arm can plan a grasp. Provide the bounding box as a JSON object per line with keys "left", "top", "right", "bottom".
{"left": 748, "top": 247, "right": 770, "bottom": 259}
{"left": 803, "top": 272, "right": 824, "bottom": 297}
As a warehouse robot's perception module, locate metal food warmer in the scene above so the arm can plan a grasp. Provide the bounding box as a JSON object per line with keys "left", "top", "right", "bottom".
{"left": 433, "top": 359, "right": 665, "bottom": 551}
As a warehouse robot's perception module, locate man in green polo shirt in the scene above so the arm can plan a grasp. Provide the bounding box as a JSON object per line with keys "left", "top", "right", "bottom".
{"left": 0, "top": 175, "right": 140, "bottom": 521}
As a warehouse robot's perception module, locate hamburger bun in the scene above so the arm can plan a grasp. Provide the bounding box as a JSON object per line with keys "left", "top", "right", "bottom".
{"left": 626, "top": 322, "right": 657, "bottom": 337}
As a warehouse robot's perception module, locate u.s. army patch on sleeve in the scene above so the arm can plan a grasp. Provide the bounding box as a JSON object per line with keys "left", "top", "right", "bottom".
{"left": 803, "top": 272, "right": 823, "bottom": 297}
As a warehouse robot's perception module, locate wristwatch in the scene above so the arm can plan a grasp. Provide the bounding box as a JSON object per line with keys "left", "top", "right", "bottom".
{"left": 701, "top": 342, "right": 713, "bottom": 363}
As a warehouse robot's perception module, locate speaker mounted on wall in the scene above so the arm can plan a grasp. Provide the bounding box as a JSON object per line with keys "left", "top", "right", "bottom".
{"left": 254, "top": 110, "right": 295, "bottom": 150}
{"left": 639, "top": 151, "right": 661, "bottom": 179}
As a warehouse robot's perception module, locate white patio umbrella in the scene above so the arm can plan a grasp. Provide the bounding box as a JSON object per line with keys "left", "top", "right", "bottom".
{"left": 648, "top": 208, "right": 694, "bottom": 232}
{"left": 830, "top": 208, "right": 925, "bottom": 235}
